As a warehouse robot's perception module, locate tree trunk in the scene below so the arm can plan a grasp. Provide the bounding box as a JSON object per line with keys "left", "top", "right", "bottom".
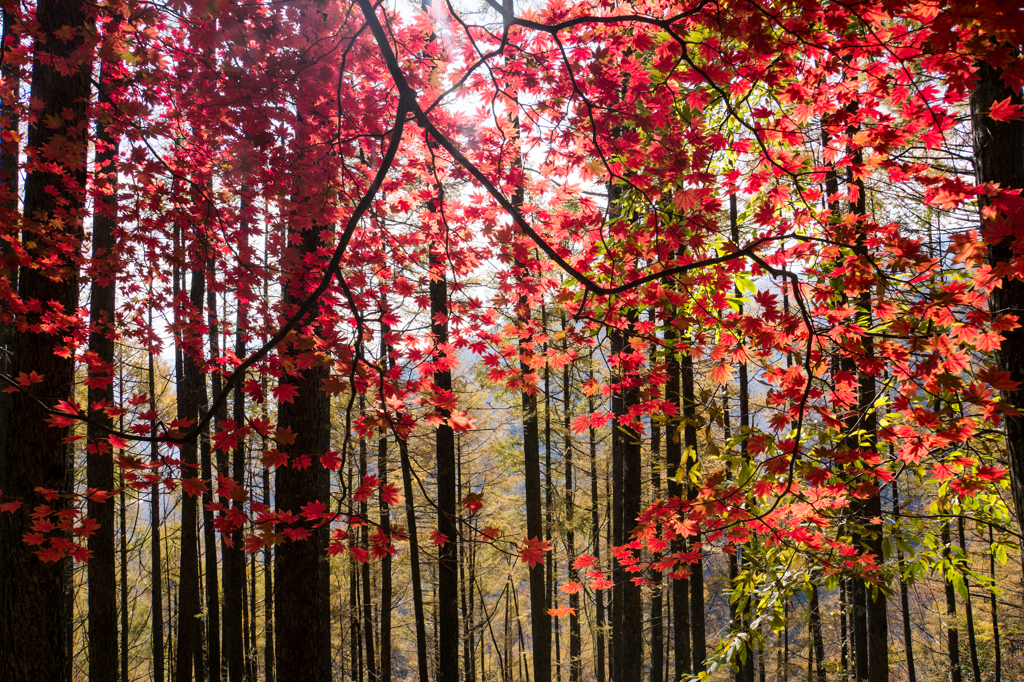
{"left": 665, "top": 324, "right": 691, "bottom": 680}
{"left": 958, "top": 517, "right": 981, "bottom": 682}
{"left": 565, "top": 315, "right": 581, "bottom": 682}
{"left": 970, "top": 59, "right": 1024, "bottom": 537}
{"left": 378, "top": 318, "right": 393, "bottom": 682}
{"left": 893, "top": 480, "right": 916, "bottom": 682}
{"left": 223, "top": 297, "right": 246, "bottom": 682}
{"left": 989, "top": 525, "right": 1001, "bottom": 682}
{"left": 398, "top": 436, "right": 430, "bottom": 682}
{"left": 150, "top": 304, "right": 166, "bottom": 682}
{"left": 681, "top": 352, "right": 706, "bottom": 674}
{"left": 359, "top": 404, "right": 378, "bottom": 682}
{"left": 590, "top": 387, "right": 606, "bottom": 682}
{"left": 201, "top": 277, "right": 221, "bottom": 681}
{"left": 274, "top": 218, "right": 331, "bottom": 682}
{"left": 429, "top": 246, "right": 459, "bottom": 682}
{"left": 176, "top": 265, "right": 205, "bottom": 682}
{"left": 943, "top": 518, "right": 962, "bottom": 682}
{"left": 0, "top": 0, "right": 90, "bottom": 678}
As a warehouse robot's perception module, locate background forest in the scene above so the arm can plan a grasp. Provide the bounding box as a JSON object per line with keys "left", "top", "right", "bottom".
{"left": 1, "top": 0, "right": 1023, "bottom": 681}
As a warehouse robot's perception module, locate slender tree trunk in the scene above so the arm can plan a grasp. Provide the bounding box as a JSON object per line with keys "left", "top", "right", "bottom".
{"left": 176, "top": 264, "right": 205, "bottom": 682}
{"left": 87, "top": 43, "right": 120, "bottom": 682}
{"left": 730, "top": 193, "right": 756, "bottom": 682}
{"left": 958, "top": 517, "right": 981, "bottom": 682}
{"left": 681, "top": 351, "right": 706, "bottom": 674}
{"left": 378, "top": 318, "right": 393, "bottom": 682}
{"left": 150, "top": 303, "right": 166, "bottom": 682}
{"left": 590, "top": 387, "right": 606, "bottom": 682}
{"left": 0, "top": 1, "right": 90, "bottom": 678}
{"left": 398, "top": 436, "right": 429, "bottom": 682}
{"left": 263, "top": 461, "right": 274, "bottom": 682}
{"left": 565, "top": 316, "right": 581, "bottom": 682}
{"left": 893, "top": 480, "right": 916, "bottom": 682}
{"left": 943, "top": 518, "right": 962, "bottom": 682}
{"left": 650, "top": 345, "right": 664, "bottom": 682}
{"left": 459, "top": 438, "right": 475, "bottom": 682}
{"left": 359, "top": 406, "right": 378, "bottom": 682}
{"left": 989, "top": 526, "right": 1001, "bottom": 682}
{"left": 120, "top": 468, "right": 129, "bottom": 682}
{"left": 222, "top": 296, "right": 246, "bottom": 682}
{"left": 201, "top": 273, "right": 222, "bottom": 682}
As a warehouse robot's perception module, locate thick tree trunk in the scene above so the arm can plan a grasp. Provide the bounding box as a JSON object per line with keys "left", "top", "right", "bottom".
{"left": 971, "top": 60, "right": 1024, "bottom": 536}
{"left": 274, "top": 219, "right": 331, "bottom": 682}
{"left": 0, "top": 1, "right": 90, "bottom": 679}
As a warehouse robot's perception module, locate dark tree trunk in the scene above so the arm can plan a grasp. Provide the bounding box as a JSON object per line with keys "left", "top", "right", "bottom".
{"left": 429, "top": 247, "right": 459, "bottom": 682}
{"left": 959, "top": 517, "right": 981, "bottom": 682}
{"left": 665, "top": 323, "right": 691, "bottom": 680}
{"left": 398, "top": 436, "right": 430, "bottom": 682}
{"left": 274, "top": 219, "right": 331, "bottom": 682}
{"left": 378, "top": 318, "right": 393, "bottom": 682}
{"left": 681, "top": 352, "right": 706, "bottom": 674}
{"left": 150, "top": 304, "right": 166, "bottom": 682}
{"left": 0, "top": 0, "right": 90, "bottom": 678}
{"left": 943, "top": 519, "right": 962, "bottom": 682}
{"left": 201, "top": 266, "right": 221, "bottom": 682}
{"left": 971, "top": 60, "right": 1024, "bottom": 536}
{"left": 263, "top": 462, "right": 274, "bottom": 682}
{"left": 590, "top": 388, "right": 606, "bottom": 682}
{"left": 87, "top": 49, "right": 120, "bottom": 682}
{"left": 649, "top": 344, "right": 664, "bottom": 682}
{"left": 120, "top": 467, "right": 129, "bottom": 682}
{"left": 223, "top": 299, "right": 246, "bottom": 682}
{"left": 176, "top": 265, "right": 205, "bottom": 682}
{"left": 359, "top": 408, "right": 378, "bottom": 682}
{"left": 565, "top": 315, "right": 581, "bottom": 682}
{"left": 989, "top": 526, "right": 1001, "bottom": 682}
{"left": 893, "top": 480, "right": 916, "bottom": 682}
{"left": 611, "top": 322, "right": 643, "bottom": 682}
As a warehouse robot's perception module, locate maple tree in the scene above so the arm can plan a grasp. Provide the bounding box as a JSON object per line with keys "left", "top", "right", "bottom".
{"left": 0, "top": 0, "right": 1023, "bottom": 680}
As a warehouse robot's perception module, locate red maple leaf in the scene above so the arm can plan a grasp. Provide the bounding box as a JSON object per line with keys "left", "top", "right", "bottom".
{"left": 273, "top": 383, "right": 299, "bottom": 404}
{"left": 519, "top": 536, "right": 551, "bottom": 568}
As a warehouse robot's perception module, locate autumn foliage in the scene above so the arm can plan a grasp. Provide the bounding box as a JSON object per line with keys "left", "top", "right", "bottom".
{"left": 1, "top": 0, "right": 1023, "bottom": 678}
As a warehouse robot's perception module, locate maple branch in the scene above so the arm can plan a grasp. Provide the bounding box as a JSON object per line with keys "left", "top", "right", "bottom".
{"left": 357, "top": 0, "right": 783, "bottom": 298}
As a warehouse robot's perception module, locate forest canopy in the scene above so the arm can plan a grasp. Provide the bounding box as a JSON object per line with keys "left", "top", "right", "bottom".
{"left": 1, "top": 0, "right": 1023, "bottom": 681}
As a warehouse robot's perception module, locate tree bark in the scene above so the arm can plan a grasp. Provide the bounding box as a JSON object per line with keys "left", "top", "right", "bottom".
{"left": 970, "top": 59, "right": 1024, "bottom": 536}
{"left": 274, "top": 218, "right": 331, "bottom": 682}
{"left": 87, "top": 47, "right": 120, "bottom": 682}
{"left": 943, "top": 518, "right": 962, "bottom": 682}
{"left": 0, "top": 0, "right": 90, "bottom": 678}
{"left": 429, "top": 246, "right": 459, "bottom": 682}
